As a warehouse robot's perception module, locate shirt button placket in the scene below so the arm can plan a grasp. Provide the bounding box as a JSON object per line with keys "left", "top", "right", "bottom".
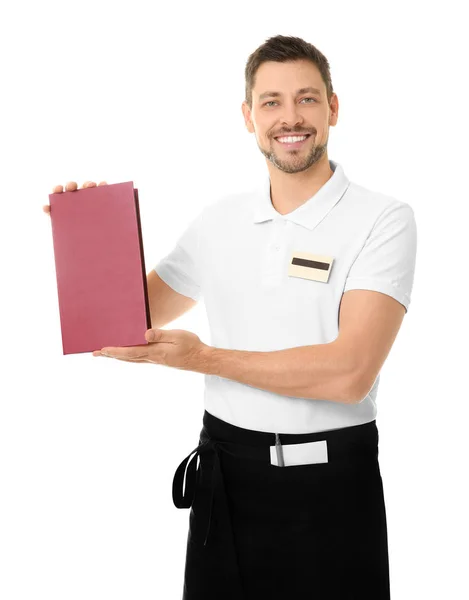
{"left": 263, "top": 218, "right": 286, "bottom": 286}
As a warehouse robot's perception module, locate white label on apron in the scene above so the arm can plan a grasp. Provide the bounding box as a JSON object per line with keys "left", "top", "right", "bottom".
{"left": 270, "top": 439, "right": 328, "bottom": 467}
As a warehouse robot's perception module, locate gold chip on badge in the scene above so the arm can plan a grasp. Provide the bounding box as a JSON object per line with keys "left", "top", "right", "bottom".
{"left": 288, "top": 251, "right": 334, "bottom": 283}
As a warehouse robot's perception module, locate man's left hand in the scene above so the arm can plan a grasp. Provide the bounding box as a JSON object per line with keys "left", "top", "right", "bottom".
{"left": 93, "top": 328, "right": 210, "bottom": 371}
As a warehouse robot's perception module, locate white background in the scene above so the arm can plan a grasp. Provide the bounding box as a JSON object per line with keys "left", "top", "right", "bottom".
{"left": 1, "top": 0, "right": 468, "bottom": 598}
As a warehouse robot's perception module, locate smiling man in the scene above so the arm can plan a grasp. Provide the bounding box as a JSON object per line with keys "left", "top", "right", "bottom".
{"left": 91, "top": 34, "right": 417, "bottom": 600}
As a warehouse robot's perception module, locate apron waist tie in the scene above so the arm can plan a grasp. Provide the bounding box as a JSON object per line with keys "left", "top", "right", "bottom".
{"left": 172, "top": 435, "right": 242, "bottom": 547}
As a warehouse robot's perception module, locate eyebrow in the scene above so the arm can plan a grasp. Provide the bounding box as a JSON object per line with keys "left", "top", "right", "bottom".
{"left": 258, "top": 86, "right": 322, "bottom": 101}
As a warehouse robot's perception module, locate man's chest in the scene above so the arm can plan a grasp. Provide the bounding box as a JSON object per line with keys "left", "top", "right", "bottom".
{"left": 199, "top": 219, "right": 364, "bottom": 314}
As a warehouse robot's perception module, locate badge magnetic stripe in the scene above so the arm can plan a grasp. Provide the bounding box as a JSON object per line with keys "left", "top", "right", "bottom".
{"left": 288, "top": 250, "right": 334, "bottom": 283}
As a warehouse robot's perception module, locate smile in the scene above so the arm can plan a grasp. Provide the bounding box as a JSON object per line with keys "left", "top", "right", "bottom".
{"left": 274, "top": 134, "right": 311, "bottom": 149}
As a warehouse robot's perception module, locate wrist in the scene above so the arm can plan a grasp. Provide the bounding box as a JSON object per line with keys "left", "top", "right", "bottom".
{"left": 192, "top": 343, "right": 217, "bottom": 375}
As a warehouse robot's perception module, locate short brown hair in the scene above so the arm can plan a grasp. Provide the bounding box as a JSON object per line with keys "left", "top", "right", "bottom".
{"left": 244, "top": 35, "right": 334, "bottom": 110}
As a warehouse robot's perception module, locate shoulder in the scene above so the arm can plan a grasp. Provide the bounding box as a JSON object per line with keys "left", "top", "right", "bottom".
{"left": 199, "top": 189, "right": 256, "bottom": 227}
{"left": 345, "top": 181, "right": 417, "bottom": 228}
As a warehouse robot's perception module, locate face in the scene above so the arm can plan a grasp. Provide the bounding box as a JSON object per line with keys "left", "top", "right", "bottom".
{"left": 242, "top": 59, "right": 338, "bottom": 174}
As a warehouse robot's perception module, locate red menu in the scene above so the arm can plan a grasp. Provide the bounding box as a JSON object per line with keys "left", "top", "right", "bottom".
{"left": 49, "top": 182, "right": 151, "bottom": 355}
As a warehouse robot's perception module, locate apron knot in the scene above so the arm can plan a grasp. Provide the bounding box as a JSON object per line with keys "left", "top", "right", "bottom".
{"left": 172, "top": 435, "right": 231, "bottom": 546}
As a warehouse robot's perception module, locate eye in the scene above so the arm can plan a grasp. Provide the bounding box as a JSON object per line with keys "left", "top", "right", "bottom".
{"left": 263, "top": 97, "right": 317, "bottom": 107}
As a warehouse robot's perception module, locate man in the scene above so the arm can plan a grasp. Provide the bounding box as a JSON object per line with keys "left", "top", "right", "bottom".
{"left": 47, "top": 34, "right": 417, "bottom": 600}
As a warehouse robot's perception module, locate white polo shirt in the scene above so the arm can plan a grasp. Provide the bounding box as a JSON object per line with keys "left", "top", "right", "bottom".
{"left": 153, "top": 159, "right": 417, "bottom": 434}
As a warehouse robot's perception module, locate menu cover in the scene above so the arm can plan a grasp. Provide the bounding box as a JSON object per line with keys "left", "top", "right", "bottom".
{"left": 49, "top": 181, "right": 151, "bottom": 355}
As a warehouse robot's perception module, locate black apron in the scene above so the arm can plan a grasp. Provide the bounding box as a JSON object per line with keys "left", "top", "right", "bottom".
{"left": 173, "top": 410, "right": 390, "bottom": 600}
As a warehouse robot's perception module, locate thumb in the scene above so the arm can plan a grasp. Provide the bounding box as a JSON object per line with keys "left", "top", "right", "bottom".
{"left": 145, "top": 328, "right": 162, "bottom": 342}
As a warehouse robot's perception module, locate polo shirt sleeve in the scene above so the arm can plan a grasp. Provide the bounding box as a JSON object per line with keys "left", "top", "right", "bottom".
{"left": 152, "top": 210, "right": 204, "bottom": 301}
{"left": 343, "top": 202, "right": 417, "bottom": 313}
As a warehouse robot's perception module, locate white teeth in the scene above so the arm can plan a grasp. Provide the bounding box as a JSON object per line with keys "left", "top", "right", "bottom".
{"left": 276, "top": 135, "right": 308, "bottom": 143}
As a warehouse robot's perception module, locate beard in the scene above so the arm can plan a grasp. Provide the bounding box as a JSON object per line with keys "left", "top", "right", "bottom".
{"left": 257, "top": 133, "right": 328, "bottom": 174}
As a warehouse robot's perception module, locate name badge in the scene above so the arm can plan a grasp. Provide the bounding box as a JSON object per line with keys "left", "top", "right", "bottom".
{"left": 288, "top": 250, "right": 334, "bottom": 283}
{"left": 270, "top": 439, "right": 328, "bottom": 467}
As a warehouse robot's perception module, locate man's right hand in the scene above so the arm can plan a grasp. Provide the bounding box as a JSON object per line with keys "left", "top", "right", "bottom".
{"left": 43, "top": 180, "right": 108, "bottom": 215}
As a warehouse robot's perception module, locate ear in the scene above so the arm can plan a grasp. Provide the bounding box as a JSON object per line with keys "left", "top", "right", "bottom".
{"left": 241, "top": 101, "right": 255, "bottom": 134}
{"left": 329, "top": 93, "right": 339, "bottom": 127}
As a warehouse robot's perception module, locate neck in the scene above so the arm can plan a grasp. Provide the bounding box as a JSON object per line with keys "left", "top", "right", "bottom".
{"left": 267, "top": 157, "right": 334, "bottom": 216}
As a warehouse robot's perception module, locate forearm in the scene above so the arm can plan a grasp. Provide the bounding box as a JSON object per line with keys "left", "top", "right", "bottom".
{"left": 195, "top": 341, "right": 359, "bottom": 404}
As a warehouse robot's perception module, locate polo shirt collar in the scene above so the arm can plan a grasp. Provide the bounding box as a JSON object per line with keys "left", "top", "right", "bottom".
{"left": 252, "top": 159, "right": 351, "bottom": 231}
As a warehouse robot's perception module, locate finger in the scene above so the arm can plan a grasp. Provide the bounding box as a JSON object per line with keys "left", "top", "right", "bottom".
{"left": 65, "top": 181, "right": 78, "bottom": 192}
{"left": 98, "top": 181, "right": 108, "bottom": 186}
{"left": 81, "top": 181, "right": 97, "bottom": 189}
{"left": 43, "top": 205, "right": 51, "bottom": 214}
{"left": 100, "top": 348, "right": 150, "bottom": 360}
{"left": 51, "top": 184, "right": 64, "bottom": 193}
{"left": 95, "top": 353, "right": 149, "bottom": 363}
